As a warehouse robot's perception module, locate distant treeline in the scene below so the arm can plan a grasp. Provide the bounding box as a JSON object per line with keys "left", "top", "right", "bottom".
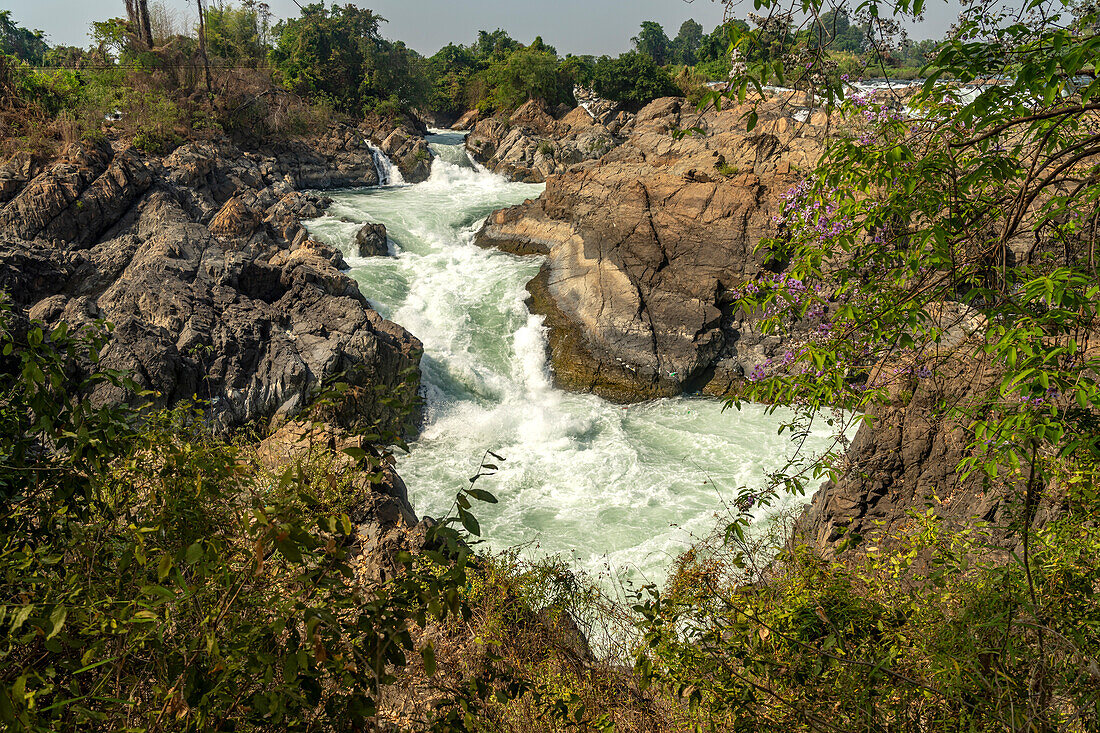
{"left": 1, "top": 1, "right": 944, "bottom": 133}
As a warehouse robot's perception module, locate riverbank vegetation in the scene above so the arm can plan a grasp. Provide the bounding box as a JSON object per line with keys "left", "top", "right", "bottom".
{"left": 5, "top": 0, "right": 1100, "bottom": 731}
{"left": 0, "top": 0, "right": 946, "bottom": 154}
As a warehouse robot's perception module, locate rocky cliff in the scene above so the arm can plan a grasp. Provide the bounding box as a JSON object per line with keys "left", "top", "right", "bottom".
{"left": 475, "top": 95, "right": 827, "bottom": 401}
{"left": 0, "top": 125, "right": 422, "bottom": 435}
{"left": 465, "top": 99, "right": 628, "bottom": 184}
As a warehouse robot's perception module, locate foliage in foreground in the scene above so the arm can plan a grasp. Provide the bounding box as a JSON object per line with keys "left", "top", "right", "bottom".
{"left": 619, "top": 0, "right": 1100, "bottom": 730}
{"left": 0, "top": 307, "right": 512, "bottom": 731}
{"left": 636, "top": 506, "right": 1100, "bottom": 731}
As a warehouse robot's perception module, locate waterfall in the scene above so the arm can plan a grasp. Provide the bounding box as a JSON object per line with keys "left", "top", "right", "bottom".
{"left": 303, "top": 132, "right": 844, "bottom": 587}
{"left": 367, "top": 142, "right": 405, "bottom": 186}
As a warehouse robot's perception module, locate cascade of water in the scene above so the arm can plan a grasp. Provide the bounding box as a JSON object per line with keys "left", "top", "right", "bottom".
{"left": 305, "top": 134, "right": 846, "bottom": 586}
{"left": 367, "top": 141, "right": 405, "bottom": 186}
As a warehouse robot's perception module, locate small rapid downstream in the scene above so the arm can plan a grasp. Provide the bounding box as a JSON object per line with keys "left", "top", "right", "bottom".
{"left": 306, "top": 130, "right": 839, "bottom": 585}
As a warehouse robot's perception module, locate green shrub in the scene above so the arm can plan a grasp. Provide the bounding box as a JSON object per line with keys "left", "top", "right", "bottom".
{"left": 132, "top": 128, "right": 182, "bottom": 154}
{"left": 634, "top": 509, "right": 1100, "bottom": 732}
{"left": 0, "top": 301, "right": 508, "bottom": 731}
{"left": 591, "top": 51, "right": 678, "bottom": 111}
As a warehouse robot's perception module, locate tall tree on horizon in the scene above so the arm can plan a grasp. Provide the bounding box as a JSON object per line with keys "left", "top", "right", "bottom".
{"left": 195, "top": 0, "right": 212, "bottom": 93}
{"left": 632, "top": 20, "right": 671, "bottom": 65}
{"left": 672, "top": 18, "right": 704, "bottom": 65}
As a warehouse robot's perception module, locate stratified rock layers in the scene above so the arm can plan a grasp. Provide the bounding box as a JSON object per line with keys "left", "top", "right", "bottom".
{"left": 477, "top": 96, "right": 826, "bottom": 400}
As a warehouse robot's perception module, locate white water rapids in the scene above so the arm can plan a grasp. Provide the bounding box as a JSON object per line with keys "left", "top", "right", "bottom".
{"left": 306, "top": 130, "right": 840, "bottom": 587}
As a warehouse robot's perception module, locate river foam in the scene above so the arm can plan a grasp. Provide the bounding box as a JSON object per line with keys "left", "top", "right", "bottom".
{"left": 306, "top": 134, "right": 842, "bottom": 587}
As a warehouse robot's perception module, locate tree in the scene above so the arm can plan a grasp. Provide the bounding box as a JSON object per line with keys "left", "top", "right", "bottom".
{"left": 205, "top": 0, "right": 272, "bottom": 64}
{"left": 484, "top": 45, "right": 569, "bottom": 110}
{"left": 271, "top": 3, "right": 427, "bottom": 114}
{"left": 125, "top": 0, "right": 154, "bottom": 49}
{"left": 474, "top": 28, "right": 519, "bottom": 61}
{"left": 634, "top": 0, "right": 1100, "bottom": 729}
{"left": 427, "top": 42, "right": 479, "bottom": 117}
{"left": 559, "top": 54, "right": 595, "bottom": 88}
{"left": 195, "top": 0, "right": 212, "bottom": 93}
{"left": 0, "top": 11, "right": 49, "bottom": 65}
{"left": 672, "top": 19, "right": 704, "bottom": 65}
{"left": 592, "top": 51, "right": 678, "bottom": 110}
{"left": 632, "top": 20, "right": 671, "bottom": 66}
{"left": 529, "top": 34, "right": 557, "bottom": 56}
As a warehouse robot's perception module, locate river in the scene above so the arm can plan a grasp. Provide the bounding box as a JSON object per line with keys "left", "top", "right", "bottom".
{"left": 305, "top": 130, "right": 840, "bottom": 587}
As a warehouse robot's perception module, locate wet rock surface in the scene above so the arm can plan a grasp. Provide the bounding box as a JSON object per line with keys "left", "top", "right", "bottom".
{"left": 362, "top": 113, "right": 433, "bottom": 183}
{"left": 355, "top": 222, "right": 390, "bottom": 257}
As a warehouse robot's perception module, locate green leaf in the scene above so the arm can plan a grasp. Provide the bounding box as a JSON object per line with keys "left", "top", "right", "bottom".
{"left": 277, "top": 537, "right": 303, "bottom": 564}
{"left": 467, "top": 488, "right": 498, "bottom": 504}
{"left": 421, "top": 644, "right": 436, "bottom": 676}
{"left": 46, "top": 606, "right": 67, "bottom": 640}
{"left": 157, "top": 553, "right": 172, "bottom": 581}
{"left": 185, "top": 541, "right": 203, "bottom": 566}
{"left": 342, "top": 446, "right": 368, "bottom": 461}
{"left": 10, "top": 604, "right": 33, "bottom": 633}
{"left": 459, "top": 509, "right": 481, "bottom": 537}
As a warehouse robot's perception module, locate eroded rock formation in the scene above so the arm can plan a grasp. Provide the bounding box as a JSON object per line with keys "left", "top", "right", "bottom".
{"left": 466, "top": 100, "right": 625, "bottom": 184}
{"left": 476, "top": 95, "right": 828, "bottom": 400}
{"left": 0, "top": 128, "right": 421, "bottom": 435}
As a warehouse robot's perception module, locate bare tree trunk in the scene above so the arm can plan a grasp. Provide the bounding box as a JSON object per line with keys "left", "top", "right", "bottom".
{"left": 125, "top": 0, "right": 154, "bottom": 49}
{"left": 195, "top": 0, "right": 213, "bottom": 94}
{"left": 138, "top": 0, "right": 154, "bottom": 47}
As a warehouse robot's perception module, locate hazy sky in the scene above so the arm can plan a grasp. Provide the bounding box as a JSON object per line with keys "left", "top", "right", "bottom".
{"left": 6, "top": 0, "right": 960, "bottom": 56}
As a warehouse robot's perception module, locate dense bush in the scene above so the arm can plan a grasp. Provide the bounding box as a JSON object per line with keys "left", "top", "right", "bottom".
{"left": 635, "top": 510, "right": 1100, "bottom": 731}
{"left": 0, "top": 304, "right": 505, "bottom": 731}
{"left": 269, "top": 3, "right": 428, "bottom": 116}
{"left": 591, "top": 52, "right": 678, "bottom": 111}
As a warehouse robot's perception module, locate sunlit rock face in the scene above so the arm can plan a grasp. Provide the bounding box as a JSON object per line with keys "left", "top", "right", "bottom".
{"left": 475, "top": 95, "right": 829, "bottom": 401}
{"left": 0, "top": 127, "right": 421, "bottom": 435}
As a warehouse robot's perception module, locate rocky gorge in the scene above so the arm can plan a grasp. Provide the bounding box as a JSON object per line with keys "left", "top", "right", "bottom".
{"left": 462, "top": 92, "right": 1021, "bottom": 555}
{"left": 0, "top": 85, "right": 1020, "bottom": 576}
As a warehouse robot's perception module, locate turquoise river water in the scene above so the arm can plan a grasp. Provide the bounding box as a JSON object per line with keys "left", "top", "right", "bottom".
{"left": 306, "top": 130, "right": 840, "bottom": 586}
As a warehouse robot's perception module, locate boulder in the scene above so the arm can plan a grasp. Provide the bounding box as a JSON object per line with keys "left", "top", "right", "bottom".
{"left": 380, "top": 127, "right": 433, "bottom": 183}
{"left": 355, "top": 222, "right": 389, "bottom": 257}
{"left": 465, "top": 104, "right": 618, "bottom": 184}
{"left": 256, "top": 421, "right": 435, "bottom": 585}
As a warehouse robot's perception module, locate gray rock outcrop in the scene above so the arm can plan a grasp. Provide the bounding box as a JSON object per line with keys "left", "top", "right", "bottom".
{"left": 0, "top": 131, "right": 422, "bottom": 436}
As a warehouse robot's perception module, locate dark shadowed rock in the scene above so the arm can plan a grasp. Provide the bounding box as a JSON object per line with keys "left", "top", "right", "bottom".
{"left": 355, "top": 222, "right": 389, "bottom": 257}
